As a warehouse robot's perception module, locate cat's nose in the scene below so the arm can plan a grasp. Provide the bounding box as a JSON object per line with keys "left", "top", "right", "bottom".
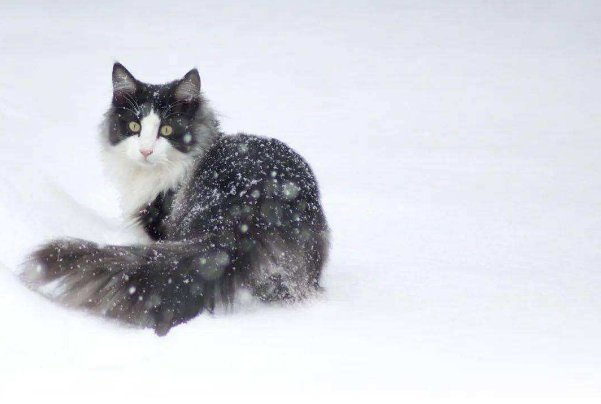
{"left": 140, "top": 149, "right": 153, "bottom": 159}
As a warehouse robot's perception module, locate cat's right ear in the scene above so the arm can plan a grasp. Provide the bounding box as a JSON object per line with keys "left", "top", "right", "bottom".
{"left": 112, "top": 62, "right": 137, "bottom": 97}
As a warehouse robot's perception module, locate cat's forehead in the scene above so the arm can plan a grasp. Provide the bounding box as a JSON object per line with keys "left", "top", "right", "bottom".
{"left": 134, "top": 82, "right": 176, "bottom": 114}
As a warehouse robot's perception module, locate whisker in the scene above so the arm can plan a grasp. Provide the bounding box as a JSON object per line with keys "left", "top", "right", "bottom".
{"left": 124, "top": 93, "right": 141, "bottom": 111}
{"left": 115, "top": 106, "right": 139, "bottom": 116}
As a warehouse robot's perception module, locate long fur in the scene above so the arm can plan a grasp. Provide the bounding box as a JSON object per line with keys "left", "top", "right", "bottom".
{"left": 22, "top": 64, "right": 329, "bottom": 336}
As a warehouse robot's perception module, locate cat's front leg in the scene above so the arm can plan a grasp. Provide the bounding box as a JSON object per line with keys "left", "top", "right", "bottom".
{"left": 136, "top": 190, "right": 176, "bottom": 241}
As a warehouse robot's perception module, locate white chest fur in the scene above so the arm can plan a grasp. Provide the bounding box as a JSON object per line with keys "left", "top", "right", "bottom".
{"left": 102, "top": 135, "right": 195, "bottom": 219}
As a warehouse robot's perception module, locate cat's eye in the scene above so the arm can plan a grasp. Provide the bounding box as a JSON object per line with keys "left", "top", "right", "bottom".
{"left": 161, "top": 125, "right": 173, "bottom": 136}
{"left": 129, "top": 121, "right": 141, "bottom": 133}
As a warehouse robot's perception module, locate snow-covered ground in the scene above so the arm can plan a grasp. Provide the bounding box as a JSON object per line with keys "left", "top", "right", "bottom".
{"left": 1, "top": 0, "right": 600, "bottom": 401}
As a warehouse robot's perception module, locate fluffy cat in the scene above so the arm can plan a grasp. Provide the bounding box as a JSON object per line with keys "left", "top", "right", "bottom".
{"left": 22, "top": 63, "right": 329, "bottom": 335}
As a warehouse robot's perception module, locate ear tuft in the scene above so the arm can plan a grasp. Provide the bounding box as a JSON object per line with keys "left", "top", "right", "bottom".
{"left": 112, "top": 62, "right": 137, "bottom": 94}
{"left": 174, "top": 68, "right": 201, "bottom": 101}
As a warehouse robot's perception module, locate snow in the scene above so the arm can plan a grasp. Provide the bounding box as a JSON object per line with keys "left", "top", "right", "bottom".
{"left": 1, "top": 0, "right": 600, "bottom": 401}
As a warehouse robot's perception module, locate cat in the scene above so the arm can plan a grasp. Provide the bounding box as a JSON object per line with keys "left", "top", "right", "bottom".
{"left": 22, "top": 63, "right": 329, "bottom": 336}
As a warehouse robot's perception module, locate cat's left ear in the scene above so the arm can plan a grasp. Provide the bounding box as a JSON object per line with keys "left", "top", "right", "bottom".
{"left": 174, "top": 68, "right": 201, "bottom": 101}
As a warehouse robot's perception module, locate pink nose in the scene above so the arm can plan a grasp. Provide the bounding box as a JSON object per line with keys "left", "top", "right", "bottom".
{"left": 140, "top": 149, "right": 153, "bottom": 159}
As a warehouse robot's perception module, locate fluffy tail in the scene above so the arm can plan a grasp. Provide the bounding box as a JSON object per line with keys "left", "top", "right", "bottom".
{"left": 22, "top": 238, "right": 235, "bottom": 335}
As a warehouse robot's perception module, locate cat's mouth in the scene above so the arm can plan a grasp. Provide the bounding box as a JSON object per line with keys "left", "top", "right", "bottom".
{"left": 134, "top": 157, "right": 159, "bottom": 168}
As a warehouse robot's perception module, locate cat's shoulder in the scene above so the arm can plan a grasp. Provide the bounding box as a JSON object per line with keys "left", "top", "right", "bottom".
{"left": 212, "top": 133, "right": 293, "bottom": 155}
{"left": 202, "top": 133, "right": 310, "bottom": 171}
{"left": 194, "top": 133, "right": 317, "bottom": 188}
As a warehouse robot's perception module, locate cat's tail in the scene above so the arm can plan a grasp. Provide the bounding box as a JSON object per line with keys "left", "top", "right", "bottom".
{"left": 21, "top": 237, "right": 235, "bottom": 336}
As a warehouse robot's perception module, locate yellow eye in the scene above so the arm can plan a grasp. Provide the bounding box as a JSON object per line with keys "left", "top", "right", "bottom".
{"left": 129, "top": 121, "right": 141, "bottom": 133}
{"left": 161, "top": 125, "right": 173, "bottom": 136}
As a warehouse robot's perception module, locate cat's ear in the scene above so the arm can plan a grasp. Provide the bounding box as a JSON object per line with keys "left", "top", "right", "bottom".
{"left": 174, "top": 68, "right": 201, "bottom": 101}
{"left": 112, "top": 62, "right": 137, "bottom": 95}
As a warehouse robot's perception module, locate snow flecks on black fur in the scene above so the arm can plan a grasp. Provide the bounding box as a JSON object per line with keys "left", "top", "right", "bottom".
{"left": 169, "top": 134, "right": 329, "bottom": 300}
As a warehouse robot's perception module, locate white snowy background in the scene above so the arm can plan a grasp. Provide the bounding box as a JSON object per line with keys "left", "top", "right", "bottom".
{"left": 0, "top": 0, "right": 600, "bottom": 401}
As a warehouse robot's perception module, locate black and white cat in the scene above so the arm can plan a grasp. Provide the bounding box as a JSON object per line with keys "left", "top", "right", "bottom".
{"left": 22, "top": 63, "right": 329, "bottom": 335}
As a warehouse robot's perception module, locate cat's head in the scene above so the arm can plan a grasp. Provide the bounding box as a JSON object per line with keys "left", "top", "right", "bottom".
{"left": 102, "top": 62, "right": 218, "bottom": 168}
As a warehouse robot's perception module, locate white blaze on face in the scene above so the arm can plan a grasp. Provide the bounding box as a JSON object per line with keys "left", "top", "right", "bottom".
{"left": 139, "top": 110, "right": 161, "bottom": 152}
{"left": 121, "top": 109, "right": 173, "bottom": 165}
